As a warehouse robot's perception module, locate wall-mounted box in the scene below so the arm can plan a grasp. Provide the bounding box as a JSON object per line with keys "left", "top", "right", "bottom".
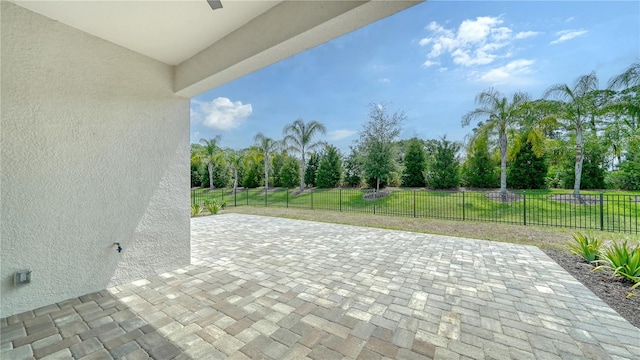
{"left": 14, "top": 270, "right": 32, "bottom": 286}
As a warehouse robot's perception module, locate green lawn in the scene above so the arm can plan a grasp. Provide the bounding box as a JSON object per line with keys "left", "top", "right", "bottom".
{"left": 191, "top": 187, "right": 640, "bottom": 234}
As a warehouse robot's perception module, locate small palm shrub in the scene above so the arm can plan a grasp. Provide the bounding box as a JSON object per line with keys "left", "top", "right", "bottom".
{"left": 594, "top": 241, "right": 640, "bottom": 284}
{"left": 567, "top": 233, "right": 602, "bottom": 264}
{"left": 203, "top": 199, "right": 221, "bottom": 215}
{"left": 191, "top": 203, "right": 202, "bottom": 216}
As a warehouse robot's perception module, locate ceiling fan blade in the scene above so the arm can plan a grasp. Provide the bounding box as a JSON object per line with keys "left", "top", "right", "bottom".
{"left": 207, "top": 0, "right": 223, "bottom": 10}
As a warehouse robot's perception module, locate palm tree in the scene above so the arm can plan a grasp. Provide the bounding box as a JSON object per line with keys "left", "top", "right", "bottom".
{"left": 283, "top": 119, "right": 327, "bottom": 190}
{"left": 225, "top": 148, "right": 244, "bottom": 194}
{"left": 462, "top": 88, "right": 530, "bottom": 198}
{"left": 608, "top": 62, "right": 640, "bottom": 90}
{"left": 198, "top": 136, "right": 222, "bottom": 190}
{"left": 543, "top": 72, "right": 599, "bottom": 198}
{"left": 253, "top": 133, "right": 280, "bottom": 190}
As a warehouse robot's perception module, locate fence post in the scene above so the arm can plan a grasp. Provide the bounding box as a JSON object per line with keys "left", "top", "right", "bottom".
{"left": 600, "top": 192, "right": 604, "bottom": 231}
{"left": 339, "top": 188, "right": 342, "bottom": 212}
{"left": 311, "top": 189, "right": 314, "bottom": 210}
{"left": 221, "top": 188, "right": 224, "bottom": 203}
{"left": 234, "top": 190, "right": 237, "bottom": 207}
{"left": 286, "top": 188, "right": 289, "bottom": 208}
{"left": 374, "top": 200, "right": 376, "bottom": 215}
{"left": 413, "top": 191, "right": 417, "bottom": 218}
{"left": 523, "top": 191, "right": 527, "bottom": 226}
{"left": 246, "top": 189, "right": 249, "bottom": 205}
{"left": 462, "top": 191, "right": 465, "bottom": 221}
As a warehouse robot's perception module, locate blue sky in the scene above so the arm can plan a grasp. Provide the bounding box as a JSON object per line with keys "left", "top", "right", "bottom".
{"left": 190, "top": 0, "right": 639, "bottom": 152}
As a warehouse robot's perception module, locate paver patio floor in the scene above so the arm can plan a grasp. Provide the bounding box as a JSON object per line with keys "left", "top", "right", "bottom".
{"left": 2, "top": 214, "right": 639, "bottom": 359}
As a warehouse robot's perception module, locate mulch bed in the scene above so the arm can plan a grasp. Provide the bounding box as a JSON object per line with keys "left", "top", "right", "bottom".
{"left": 543, "top": 249, "right": 640, "bottom": 329}
{"left": 363, "top": 190, "right": 391, "bottom": 200}
{"left": 548, "top": 194, "right": 600, "bottom": 205}
{"left": 484, "top": 191, "right": 521, "bottom": 203}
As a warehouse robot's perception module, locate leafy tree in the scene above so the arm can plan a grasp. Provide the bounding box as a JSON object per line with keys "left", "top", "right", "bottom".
{"left": 343, "top": 146, "right": 363, "bottom": 187}
{"left": 620, "top": 151, "right": 640, "bottom": 190}
{"left": 462, "top": 89, "right": 530, "bottom": 198}
{"left": 360, "top": 104, "right": 405, "bottom": 193}
{"left": 304, "top": 153, "right": 321, "bottom": 187}
{"left": 270, "top": 152, "right": 286, "bottom": 187}
{"left": 559, "top": 135, "right": 606, "bottom": 189}
{"left": 283, "top": 119, "right": 327, "bottom": 190}
{"left": 202, "top": 161, "right": 231, "bottom": 189}
{"left": 197, "top": 136, "right": 223, "bottom": 190}
{"left": 426, "top": 136, "right": 460, "bottom": 189}
{"left": 462, "top": 135, "right": 498, "bottom": 188}
{"left": 543, "top": 72, "right": 600, "bottom": 197}
{"left": 242, "top": 146, "right": 264, "bottom": 188}
{"left": 241, "top": 165, "right": 261, "bottom": 188}
{"left": 316, "top": 145, "right": 343, "bottom": 188}
{"left": 253, "top": 133, "right": 280, "bottom": 190}
{"left": 280, "top": 156, "right": 301, "bottom": 188}
{"left": 507, "top": 141, "right": 548, "bottom": 189}
{"left": 402, "top": 138, "right": 427, "bottom": 187}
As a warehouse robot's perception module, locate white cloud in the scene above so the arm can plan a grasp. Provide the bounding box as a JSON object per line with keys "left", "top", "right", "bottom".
{"left": 191, "top": 97, "right": 252, "bottom": 131}
{"left": 418, "top": 16, "right": 535, "bottom": 68}
{"left": 515, "top": 31, "right": 541, "bottom": 39}
{"left": 327, "top": 129, "right": 358, "bottom": 141}
{"left": 480, "top": 59, "right": 535, "bottom": 83}
{"left": 378, "top": 78, "right": 391, "bottom": 83}
{"left": 437, "top": 67, "right": 448, "bottom": 73}
{"left": 550, "top": 29, "right": 587, "bottom": 44}
{"left": 565, "top": 16, "right": 575, "bottom": 23}
{"left": 422, "top": 60, "right": 439, "bottom": 68}
{"left": 419, "top": 38, "right": 432, "bottom": 46}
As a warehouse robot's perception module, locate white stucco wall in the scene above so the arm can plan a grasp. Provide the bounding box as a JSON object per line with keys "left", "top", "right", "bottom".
{"left": 0, "top": 2, "right": 191, "bottom": 317}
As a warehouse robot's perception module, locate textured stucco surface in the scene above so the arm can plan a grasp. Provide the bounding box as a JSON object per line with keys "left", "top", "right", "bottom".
{"left": 0, "top": 2, "right": 190, "bottom": 317}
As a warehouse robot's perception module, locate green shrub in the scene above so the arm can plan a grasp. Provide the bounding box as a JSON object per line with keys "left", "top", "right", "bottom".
{"left": 425, "top": 137, "right": 460, "bottom": 189}
{"left": 604, "top": 170, "right": 626, "bottom": 190}
{"left": 191, "top": 203, "right": 202, "bottom": 216}
{"left": 595, "top": 240, "right": 640, "bottom": 284}
{"left": 567, "top": 233, "right": 602, "bottom": 264}
{"left": 280, "top": 156, "right": 301, "bottom": 188}
{"left": 402, "top": 138, "right": 427, "bottom": 187}
{"left": 203, "top": 199, "right": 221, "bottom": 215}
{"left": 507, "top": 142, "right": 548, "bottom": 189}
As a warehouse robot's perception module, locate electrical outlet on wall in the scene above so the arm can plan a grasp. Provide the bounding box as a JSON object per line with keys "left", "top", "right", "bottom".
{"left": 14, "top": 270, "right": 32, "bottom": 286}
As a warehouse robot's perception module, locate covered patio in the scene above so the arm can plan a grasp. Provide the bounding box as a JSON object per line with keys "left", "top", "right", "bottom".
{"left": 2, "top": 214, "right": 639, "bottom": 359}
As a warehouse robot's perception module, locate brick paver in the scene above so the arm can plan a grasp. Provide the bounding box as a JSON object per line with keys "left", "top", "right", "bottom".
{"left": 2, "top": 214, "right": 639, "bottom": 359}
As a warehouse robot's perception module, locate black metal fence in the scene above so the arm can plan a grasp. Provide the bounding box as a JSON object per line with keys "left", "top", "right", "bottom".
{"left": 191, "top": 188, "right": 639, "bottom": 234}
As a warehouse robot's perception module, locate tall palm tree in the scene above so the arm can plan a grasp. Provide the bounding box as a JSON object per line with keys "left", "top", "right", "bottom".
{"left": 462, "top": 88, "right": 530, "bottom": 198}
{"left": 198, "top": 136, "right": 222, "bottom": 190}
{"left": 254, "top": 133, "right": 280, "bottom": 190}
{"left": 225, "top": 148, "right": 244, "bottom": 194}
{"left": 543, "top": 72, "right": 599, "bottom": 198}
{"left": 283, "top": 119, "right": 327, "bottom": 190}
{"left": 608, "top": 62, "right": 640, "bottom": 90}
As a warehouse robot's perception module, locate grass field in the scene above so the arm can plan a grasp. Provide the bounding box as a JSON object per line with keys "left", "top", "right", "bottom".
{"left": 220, "top": 207, "right": 639, "bottom": 251}
{"left": 192, "top": 187, "right": 640, "bottom": 234}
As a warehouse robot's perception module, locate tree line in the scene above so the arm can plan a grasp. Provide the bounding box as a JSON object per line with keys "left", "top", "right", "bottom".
{"left": 191, "top": 62, "right": 640, "bottom": 196}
